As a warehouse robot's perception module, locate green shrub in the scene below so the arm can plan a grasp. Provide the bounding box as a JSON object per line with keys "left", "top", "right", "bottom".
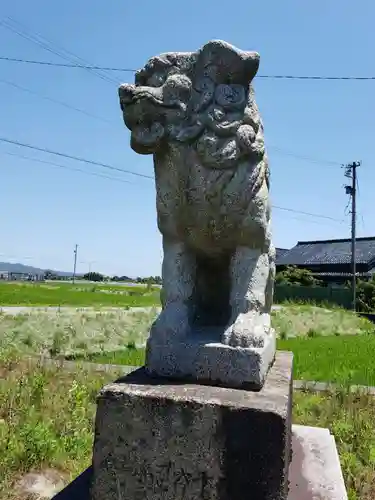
{"left": 276, "top": 266, "right": 322, "bottom": 287}
{"left": 356, "top": 277, "right": 375, "bottom": 312}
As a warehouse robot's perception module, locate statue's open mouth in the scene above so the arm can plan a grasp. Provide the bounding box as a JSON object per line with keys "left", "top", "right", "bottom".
{"left": 120, "top": 100, "right": 165, "bottom": 154}
{"left": 119, "top": 84, "right": 187, "bottom": 154}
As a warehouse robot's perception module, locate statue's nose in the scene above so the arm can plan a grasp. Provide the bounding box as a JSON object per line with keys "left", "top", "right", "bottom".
{"left": 119, "top": 84, "right": 137, "bottom": 104}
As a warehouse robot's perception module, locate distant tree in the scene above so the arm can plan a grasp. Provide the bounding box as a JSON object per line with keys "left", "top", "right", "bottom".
{"left": 111, "top": 275, "right": 133, "bottom": 282}
{"left": 120, "top": 275, "right": 132, "bottom": 282}
{"left": 83, "top": 271, "right": 104, "bottom": 282}
{"left": 276, "top": 266, "right": 322, "bottom": 287}
{"left": 134, "top": 275, "right": 162, "bottom": 285}
{"left": 44, "top": 269, "right": 58, "bottom": 280}
{"left": 356, "top": 277, "right": 375, "bottom": 312}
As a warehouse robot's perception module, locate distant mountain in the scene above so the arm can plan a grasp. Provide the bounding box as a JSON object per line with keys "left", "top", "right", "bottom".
{"left": 0, "top": 262, "right": 73, "bottom": 277}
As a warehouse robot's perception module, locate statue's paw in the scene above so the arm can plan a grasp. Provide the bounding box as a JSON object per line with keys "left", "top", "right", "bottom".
{"left": 222, "top": 314, "right": 266, "bottom": 348}
{"left": 150, "top": 303, "right": 190, "bottom": 341}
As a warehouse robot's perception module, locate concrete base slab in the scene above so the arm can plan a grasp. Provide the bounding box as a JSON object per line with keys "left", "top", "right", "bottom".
{"left": 51, "top": 423, "right": 347, "bottom": 500}
{"left": 289, "top": 424, "right": 347, "bottom": 500}
{"left": 146, "top": 326, "right": 276, "bottom": 390}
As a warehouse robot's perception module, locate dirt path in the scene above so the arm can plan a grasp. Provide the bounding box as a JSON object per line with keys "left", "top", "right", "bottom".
{"left": 0, "top": 305, "right": 282, "bottom": 315}
{"left": 0, "top": 305, "right": 161, "bottom": 315}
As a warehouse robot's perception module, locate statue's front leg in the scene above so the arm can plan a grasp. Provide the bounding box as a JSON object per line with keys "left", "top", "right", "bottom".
{"left": 150, "top": 237, "right": 196, "bottom": 342}
{"left": 222, "top": 246, "right": 271, "bottom": 348}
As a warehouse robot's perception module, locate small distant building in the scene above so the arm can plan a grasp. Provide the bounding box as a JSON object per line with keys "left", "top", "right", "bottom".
{"left": 276, "top": 237, "right": 375, "bottom": 284}
{"left": 0, "top": 271, "right": 44, "bottom": 282}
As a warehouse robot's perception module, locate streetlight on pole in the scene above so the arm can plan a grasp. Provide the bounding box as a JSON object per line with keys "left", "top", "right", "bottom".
{"left": 72, "top": 244, "right": 78, "bottom": 285}
{"left": 79, "top": 260, "right": 96, "bottom": 276}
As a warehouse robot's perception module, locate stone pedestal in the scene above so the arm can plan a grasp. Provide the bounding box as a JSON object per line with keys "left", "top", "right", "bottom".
{"left": 146, "top": 327, "right": 276, "bottom": 390}
{"left": 52, "top": 424, "right": 348, "bottom": 500}
{"left": 90, "top": 352, "right": 293, "bottom": 500}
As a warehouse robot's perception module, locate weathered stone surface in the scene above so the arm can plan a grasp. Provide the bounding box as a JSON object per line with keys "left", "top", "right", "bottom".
{"left": 53, "top": 423, "right": 348, "bottom": 500}
{"left": 16, "top": 469, "right": 66, "bottom": 499}
{"left": 90, "top": 351, "right": 293, "bottom": 500}
{"left": 146, "top": 324, "right": 276, "bottom": 389}
{"left": 119, "top": 40, "right": 275, "bottom": 387}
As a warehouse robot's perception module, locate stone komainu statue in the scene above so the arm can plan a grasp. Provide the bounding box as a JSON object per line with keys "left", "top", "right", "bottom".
{"left": 119, "top": 40, "right": 275, "bottom": 385}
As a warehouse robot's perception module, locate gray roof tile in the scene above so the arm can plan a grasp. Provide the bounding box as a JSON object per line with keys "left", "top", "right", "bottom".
{"left": 275, "top": 248, "right": 290, "bottom": 260}
{"left": 276, "top": 238, "right": 375, "bottom": 267}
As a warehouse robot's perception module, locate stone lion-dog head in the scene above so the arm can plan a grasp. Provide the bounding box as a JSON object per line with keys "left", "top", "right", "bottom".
{"left": 119, "top": 40, "right": 267, "bottom": 177}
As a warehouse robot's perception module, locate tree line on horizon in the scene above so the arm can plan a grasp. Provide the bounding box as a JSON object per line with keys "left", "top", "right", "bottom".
{"left": 44, "top": 270, "right": 162, "bottom": 285}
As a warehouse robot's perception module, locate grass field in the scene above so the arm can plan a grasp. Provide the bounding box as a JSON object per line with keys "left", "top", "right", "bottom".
{"left": 1, "top": 282, "right": 372, "bottom": 337}
{"left": 0, "top": 302, "right": 374, "bottom": 385}
{"left": 0, "top": 308, "right": 159, "bottom": 358}
{"left": 77, "top": 346, "right": 146, "bottom": 366}
{"left": 0, "top": 353, "right": 373, "bottom": 500}
{"left": 272, "top": 302, "right": 373, "bottom": 337}
{"left": 0, "top": 281, "right": 160, "bottom": 307}
{"left": 278, "top": 334, "right": 375, "bottom": 386}
{"left": 83, "top": 332, "right": 375, "bottom": 387}
{"left": 0, "top": 300, "right": 374, "bottom": 498}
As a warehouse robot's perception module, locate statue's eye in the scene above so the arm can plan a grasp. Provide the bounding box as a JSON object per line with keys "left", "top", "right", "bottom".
{"left": 215, "top": 84, "right": 245, "bottom": 109}
{"left": 147, "top": 73, "right": 166, "bottom": 87}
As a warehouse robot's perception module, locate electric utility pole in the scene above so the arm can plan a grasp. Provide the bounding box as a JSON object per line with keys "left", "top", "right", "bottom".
{"left": 72, "top": 244, "right": 78, "bottom": 284}
{"left": 344, "top": 162, "right": 360, "bottom": 311}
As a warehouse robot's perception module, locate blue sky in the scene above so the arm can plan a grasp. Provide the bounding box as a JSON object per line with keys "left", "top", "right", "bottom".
{"left": 0, "top": 1, "right": 374, "bottom": 277}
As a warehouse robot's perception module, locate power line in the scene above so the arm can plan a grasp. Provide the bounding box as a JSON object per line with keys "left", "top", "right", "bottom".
{"left": 0, "top": 55, "right": 134, "bottom": 72}
{"left": 275, "top": 212, "right": 343, "bottom": 228}
{"left": 268, "top": 146, "right": 343, "bottom": 167}
{"left": 0, "top": 254, "right": 33, "bottom": 260}
{"left": 0, "top": 76, "right": 347, "bottom": 168}
{"left": 7, "top": 150, "right": 343, "bottom": 223}
{"left": 0, "top": 18, "right": 347, "bottom": 169}
{"left": 0, "top": 78, "right": 345, "bottom": 168}
{"left": 2, "top": 151, "right": 132, "bottom": 184}
{"left": 0, "top": 17, "right": 119, "bottom": 85}
{"left": 0, "top": 78, "right": 115, "bottom": 126}
{"left": 258, "top": 75, "right": 375, "bottom": 81}
{"left": 273, "top": 205, "right": 344, "bottom": 223}
{"left": 1, "top": 16, "right": 119, "bottom": 85}
{"left": 0, "top": 137, "right": 154, "bottom": 180}
{"left": 0, "top": 76, "right": 345, "bottom": 167}
{"left": 0, "top": 136, "right": 344, "bottom": 181}
{"left": 1, "top": 136, "right": 345, "bottom": 224}
{"left": 2, "top": 55, "right": 375, "bottom": 81}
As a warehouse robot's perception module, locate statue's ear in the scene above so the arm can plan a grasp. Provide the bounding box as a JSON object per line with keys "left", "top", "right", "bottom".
{"left": 241, "top": 50, "right": 260, "bottom": 82}
{"left": 194, "top": 40, "right": 260, "bottom": 85}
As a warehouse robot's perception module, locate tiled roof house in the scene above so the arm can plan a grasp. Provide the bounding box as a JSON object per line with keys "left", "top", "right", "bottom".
{"left": 275, "top": 248, "right": 290, "bottom": 261}
{"left": 276, "top": 237, "right": 375, "bottom": 281}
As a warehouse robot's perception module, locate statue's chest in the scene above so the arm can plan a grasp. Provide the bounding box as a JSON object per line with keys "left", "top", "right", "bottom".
{"left": 183, "top": 165, "right": 247, "bottom": 214}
